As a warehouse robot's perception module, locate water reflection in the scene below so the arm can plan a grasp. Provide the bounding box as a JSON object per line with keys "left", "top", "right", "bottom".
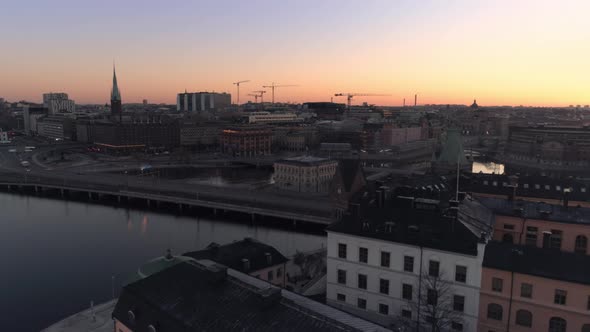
{"left": 0, "top": 192, "right": 324, "bottom": 331}
{"left": 472, "top": 161, "right": 505, "bottom": 174}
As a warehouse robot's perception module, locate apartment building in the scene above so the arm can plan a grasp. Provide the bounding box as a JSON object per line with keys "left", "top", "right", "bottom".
{"left": 326, "top": 195, "right": 493, "bottom": 331}
{"left": 477, "top": 197, "right": 590, "bottom": 332}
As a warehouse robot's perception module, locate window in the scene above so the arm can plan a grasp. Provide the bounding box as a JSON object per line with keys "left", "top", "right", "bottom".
{"left": 427, "top": 289, "right": 438, "bottom": 305}
{"left": 502, "top": 233, "right": 514, "bottom": 243}
{"left": 404, "top": 256, "right": 414, "bottom": 272}
{"left": 515, "top": 309, "right": 532, "bottom": 327}
{"left": 554, "top": 289, "right": 567, "bottom": 305}
{"left": 521, "top": 283, "right": 533, "bottom": 298}
{"left": 575, "top": 235, "right": 588, "bottom": 254}
{"left": 483, "top": 180, "right": 488, "bottom": 185}
{"left": 359, "top": 247, "right": 368, "bottom": 263}
{"left": 380, "top": 251, "right": 390, "bottom": 267}
{"left": 492, "top": 277, "right": 503, "bottom": 292}
{"left": 550, "top": 230, "right": 562, "bottom": 250}
{"left": 337, "top": 293, "right": 346, "bottom": 302}
{"left": 379, "top": 303, "right": 389, "bottom": 315}
{"left": 338, "top": 243, "right": 347, "bottom": 259}
{"left": 523, "top": 183, "right": 529, "bottom": 188}
{"left": 337, "top": 269, "right": 346, "bottom": 284}
{"left": 535, "top": 184, "right": 540, "bottom": 189}
{"left": 429, "top": 260, "right": 440, "bottom": 277}
{"left": 587, "top": 296, "right": 590, "bottom": 310}
{"left": 267, "top": 270, "right": 273, "bottom": 281}
{"left": 525, "top": 226, "right": 538, "bottom": 246}
{"left": 401, "top": 309, "right": 412, "bottom": 319}
{"left": 380, "top": 278, "right": 390, "bottom": 294}
{"left": 504, "top": 224, "right": 515, "bottom": 230}
{"left": 545, "top": 185, "right": 551, "bottom": 190}
{"left": 487, "top": 303, "right": 503, "bottom": 320}
{"left": 453, "top": 295, "right": 465, "bottom": 312}
{"left": 357, "top": 298, "right": 367, "bottom": 309}
{"left": 455, "top": 265, "right": 467, "bottom": 283}
{"left": 358, "top": 274, "right": 367, "bottom": 290}
{"left": 402, "top": 284, "right": 412, "bottom": 300}
{"left": 277, "top": 267, "right": 282, "bottom": 277}
{"left": 451, "top": 321, "right": 463, "bottom": 331}
{"left": 548, "top": 317, "right": 566, "bottom": 332}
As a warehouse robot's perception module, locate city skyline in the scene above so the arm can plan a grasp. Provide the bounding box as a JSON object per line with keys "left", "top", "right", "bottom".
{"left": 1, "top": 0, "right": 589, "bottom": 106}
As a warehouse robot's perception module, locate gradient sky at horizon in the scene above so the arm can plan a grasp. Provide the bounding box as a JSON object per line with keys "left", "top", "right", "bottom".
{"left": 1, "top": 0, "right": 589, "bottom": 106}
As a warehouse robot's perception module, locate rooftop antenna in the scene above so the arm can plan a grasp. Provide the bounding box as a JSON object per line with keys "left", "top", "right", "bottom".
{"left": 455, "top": 149, "right": 461, "bottom": 201}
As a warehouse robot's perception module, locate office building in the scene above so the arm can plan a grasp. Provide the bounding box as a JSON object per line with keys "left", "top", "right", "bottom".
{"left": 177, "top": 91, "right": 231, "bottom": 112}
{"left": 220, "top": 125, "right": 272, "bottom": 157}
{"left": 273, "top": 156, "right": 338, "bottom": 193}
{"left": 43, "top": 93, "right": 75, "bottom": 114}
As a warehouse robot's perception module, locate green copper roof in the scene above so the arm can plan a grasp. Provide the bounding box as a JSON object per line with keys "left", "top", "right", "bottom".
{"left": 437, "top": 128, "right": 468, "bottom": 165}
{"left": 111, "top": 66, "right": 121, "bottom": 101}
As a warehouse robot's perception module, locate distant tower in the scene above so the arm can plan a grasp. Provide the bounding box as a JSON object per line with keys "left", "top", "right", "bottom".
{"left": 470, "top": 99, "right": 479, "bottom": 109}
{"left": 111, "top": 65, "right": 122, "bottom": 119}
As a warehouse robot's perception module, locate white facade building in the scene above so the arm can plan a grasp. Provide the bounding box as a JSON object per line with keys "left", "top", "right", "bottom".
{"left": 326, "top": 198, "right": 493, "bottom": 332}
{"left": 273, "top": 156, "right": 338, "bottom": 193}
{"left": 43, "top": 93, "right": 75, "bottom": 114}
{"left": 247, "top": 111, "right": 301, "bottom": 124}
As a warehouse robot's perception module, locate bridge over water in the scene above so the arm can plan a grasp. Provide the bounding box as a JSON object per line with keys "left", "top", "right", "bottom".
{"left": 0, "top": 170, "right": 334, "bottom": 225}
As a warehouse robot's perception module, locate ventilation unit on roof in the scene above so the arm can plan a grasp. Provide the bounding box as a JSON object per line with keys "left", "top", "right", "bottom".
{"left": 362, "top": 220, "right": 370, "bottom": 231}
{"left": 147, "top": 325, "right": 157, "bottom": 332}
{"left": 242, "top": 258, "right": 250, "bottom": 271}
{"left": 127, "top": 310, "right": 136, "bottom": 323}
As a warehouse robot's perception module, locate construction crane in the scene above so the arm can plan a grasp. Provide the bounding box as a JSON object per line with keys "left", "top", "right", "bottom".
{"left": 262, "top": 83, "right": 298, "bottom": 104}
{"left": 232, "top": 80, "right": 250, "bottom": 105}
{"left": 334, "top": 93, "right": 391, "bottom": 113}
{"left": 252, "top": 90, "right": 267, "bottom": 105}
{"left": 248, "top": 93, "right": 261, "bottom": 103}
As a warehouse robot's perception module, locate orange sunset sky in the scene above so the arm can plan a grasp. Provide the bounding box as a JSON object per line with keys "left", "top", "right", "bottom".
{"left": 1, "top": 0, "right": 589, "bottom": 107}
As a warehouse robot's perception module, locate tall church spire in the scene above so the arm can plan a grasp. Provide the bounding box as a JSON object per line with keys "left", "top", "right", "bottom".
{"left": 110, "top": 63, "right": 122, "bottom": 117}
{"left": 111, "top": 64, "right": 121, "bottom": 102}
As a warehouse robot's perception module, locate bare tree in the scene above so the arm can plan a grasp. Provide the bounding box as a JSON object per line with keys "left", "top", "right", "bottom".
{"left": 401, "top": 270, "right": 462, "bottom": 332}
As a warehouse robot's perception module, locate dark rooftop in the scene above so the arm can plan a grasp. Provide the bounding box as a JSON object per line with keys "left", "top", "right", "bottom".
{"left": 477, "top": 196, "right": 590, "bottom": 225}
{"left": 483, "top": 241, "right": 590, "bottom": 285}
{"left": 113, "top": 260, "right": 389, "bottom": 332}
{"left": 183, "top": 238, "right": 288, "bottom": 273}
{"left": 328, "top": 196, "right": 494, "bottom": 256}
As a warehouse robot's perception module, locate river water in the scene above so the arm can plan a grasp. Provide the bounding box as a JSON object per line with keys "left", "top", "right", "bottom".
{"left": 0, "top": 192, "right": 325, "bottom": 331}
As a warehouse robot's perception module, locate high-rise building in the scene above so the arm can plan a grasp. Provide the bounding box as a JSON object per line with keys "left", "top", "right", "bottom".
{"left": 111, "top": 66, "right": 122, "bottom": 116}
{"left": 177, "top": 91, "right": 231, "bottom": 112}
{"left": 43, "top": 93, "right": 75, "bottom": 114}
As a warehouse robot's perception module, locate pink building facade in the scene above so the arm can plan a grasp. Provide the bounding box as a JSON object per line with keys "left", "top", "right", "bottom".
{"left": 478, "top": 198, "right": 590, "bottom": 332}
{"left": 479, "top": 266, "right": 590, "bottom": 332}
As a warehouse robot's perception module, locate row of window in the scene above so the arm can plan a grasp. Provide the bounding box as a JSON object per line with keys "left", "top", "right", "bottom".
{"left": 480, "top": 180, "right": 587, "bottom": 193}
{"left": 504, "top": 225, "right": 588, "bottom": 254}
{"left": 335, "top": 294, "right": 465, "bottom": 331}
{"left": 486, "top": 304, "right": 590, "bottom": 332}
{"left": 337, "top": 243, "right": 468, "bottom": 282}
{"left": 491, "top": 277, "right": 590, "bottom": 309}
{"left": 337, "top": 270, "right": 466, "bottom": 312}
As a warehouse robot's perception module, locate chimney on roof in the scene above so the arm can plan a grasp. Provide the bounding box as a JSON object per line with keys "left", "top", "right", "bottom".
{"left": 206, "top": 263, "right": 228, "bottom": 283}
{"left": 563, "top": 188, "right": 571, "bottom": 209}
{"left": 265, "top": 252, "right": 272, "bottom": 265}
{"left": 242, "top": 258, "right": 250, "bottom": 272}
{"left": 257, "top": 287, "right": 282, "bottom": 309}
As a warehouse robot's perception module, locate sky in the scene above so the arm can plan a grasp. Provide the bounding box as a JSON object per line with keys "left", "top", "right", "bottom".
{"left": 1, "top": 0, "right": 589, "bottom": 106}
